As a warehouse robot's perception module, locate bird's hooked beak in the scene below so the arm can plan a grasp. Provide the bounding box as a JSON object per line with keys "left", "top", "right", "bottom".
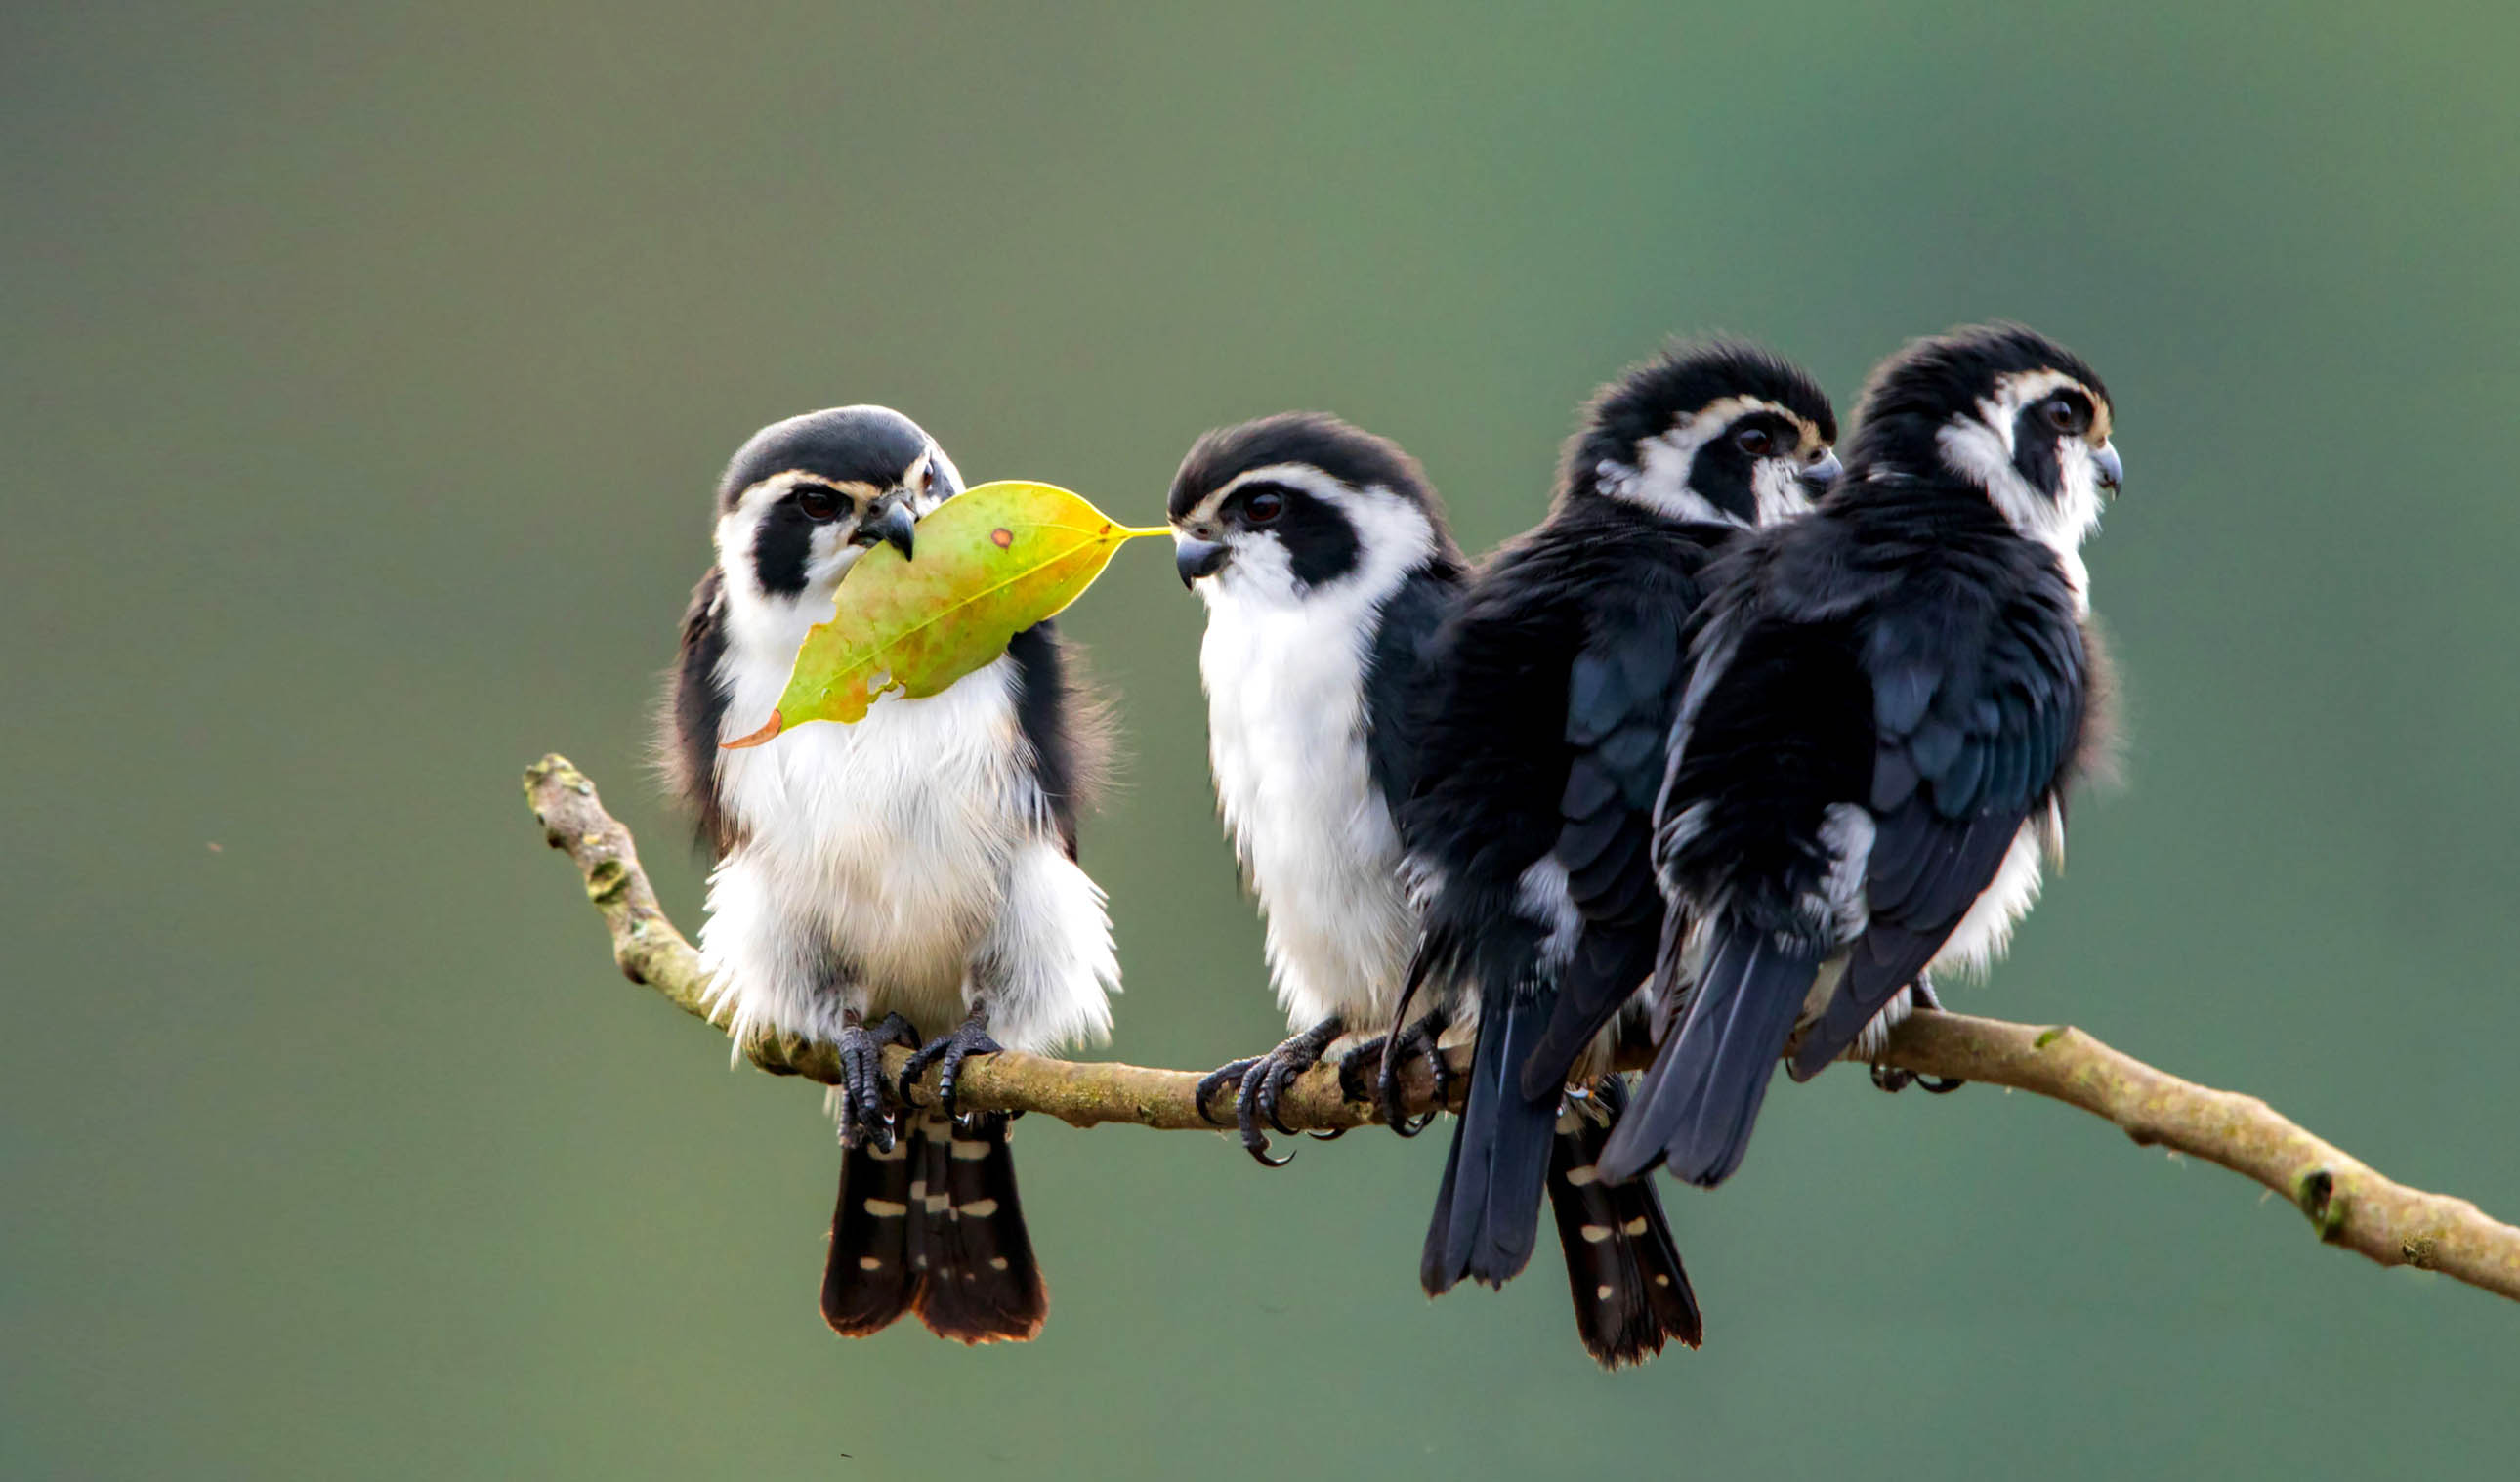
{"left": 1800, "top": 449, "right": 1844, "bottom": 497}
{"left": 1174, "top": 532, "right": 1229, "bottom": 588}
{"left": 2092, "top": 442, "right": 2124, "bottom": 497}
{"left": 867, "top": 494, "right": 919, "bottom": 559}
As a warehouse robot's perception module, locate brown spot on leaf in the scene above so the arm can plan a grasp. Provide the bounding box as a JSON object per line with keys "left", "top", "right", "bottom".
{"left": 990, "top": 527, "right": 1014, "bottom": 548}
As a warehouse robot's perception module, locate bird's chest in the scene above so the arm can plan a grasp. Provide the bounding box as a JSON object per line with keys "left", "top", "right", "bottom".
{"left": 1198, "top": 592, "right": 1413, "bottom": 1013}
{"left": 717, "top": 657, "right": 1033, "bottom": 986}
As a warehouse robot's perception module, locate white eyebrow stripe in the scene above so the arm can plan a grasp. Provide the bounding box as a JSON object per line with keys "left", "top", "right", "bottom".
{"left": 1181, "top": 461, "right": 1361, "bottom": 525}
{"left": 735, "top": 470, "right": 880, "bottom": 513}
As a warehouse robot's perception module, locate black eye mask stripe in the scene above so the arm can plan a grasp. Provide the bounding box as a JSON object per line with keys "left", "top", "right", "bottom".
{"left": 751, "top": 501, "right": 821, "bottom": 595}
{"left": 1228, "top": 483, "right": 1361, "bottom": 590}
{"left": 1681, "top": 411, "right": 1803, "bottom": 524}
{"left": 2009, "top": 404, "right": 2065, "bottom": 495}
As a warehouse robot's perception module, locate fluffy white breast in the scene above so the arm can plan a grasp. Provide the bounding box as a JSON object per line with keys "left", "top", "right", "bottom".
{"left": 700, "top": 649, "right": 1042, "bottom": 1043}
{"left": 1195, "top": 502, "right": 1433, "bottom": 1029}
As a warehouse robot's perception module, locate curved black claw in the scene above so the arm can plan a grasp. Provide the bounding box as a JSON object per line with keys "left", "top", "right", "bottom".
{"left": 1336, "top": 1038, "right": 1384, "bottom": 1104}
{"left": 1916, "top": 1075, "right": 1967, "bottom": 1095}
{"left": 1234, "top": 1053, "right": 1297, "bottom": 1167}
{"left": 1248, "top": 1046, "right": 1312, "bottom": 1138}
{"left": 898, "top": 1012, "right": 1003, "bottom": 1121}
{"left": 1371, "top": 1015, "right": 1449, "bottom": 1138}
{"left": 835, "top": 1012, "right": 918, "bottom": 1150}
{"left": 1196, "top": 1057, "right": 1264, "bottom": 1127}
{"left": 1206, "top": 1018, "right": 1344, "bottom": 1167}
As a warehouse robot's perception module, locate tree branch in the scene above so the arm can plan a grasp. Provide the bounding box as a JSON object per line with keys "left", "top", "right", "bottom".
{"left": 525, "top": 752, "right": 2520, "bottom": 1304}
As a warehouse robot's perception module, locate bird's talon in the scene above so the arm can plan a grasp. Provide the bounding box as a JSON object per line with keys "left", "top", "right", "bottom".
{"left": 1374, "top": 1015, "right": 1449, "bottom": 1135}
{"left": 1335, "top": 1039, "right": 1384, "bottom": 1103}
{"left": 1196, "top": 1058, "right": 1262, "bottom": 1126}
{"left": 1375, "top": 1057, "right": 1419, "bottom": 1137}
{"left": 832, "top": 1013, "right": 914, "bottom": 1146}
{"left": 1208, "top": 1022, "right": 1338, "bottom": 1166}
{"left": 1258, "top": 1060, "right": 1304, "bottom": 1137}
{"left": 1234, "top": 1055, "right": 1292, "bottom": 1167}
{"left": 900, "top": 1015, "right": 1003, "bottom": 1122}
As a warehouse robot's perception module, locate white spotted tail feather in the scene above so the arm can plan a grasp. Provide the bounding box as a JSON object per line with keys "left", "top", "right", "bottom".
{"left": 1547, "top": 1080, "right": 1703, "bottom": 1366}
{"left": 822, "top": 1108, "right": 1044, "bottom": 1344}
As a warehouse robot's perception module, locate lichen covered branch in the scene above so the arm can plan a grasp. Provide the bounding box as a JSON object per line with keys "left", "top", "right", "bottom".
{"left": 525, "top": 753, "right": 2520, "bottom": 1304}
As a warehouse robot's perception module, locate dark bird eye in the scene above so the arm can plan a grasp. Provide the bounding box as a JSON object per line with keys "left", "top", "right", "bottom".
{"left": 2043, "top": 397, "right": 2087, "bottom": 435}
{"left": 1733, "top": 427, "right": 1774, "bottom": 457}
{"left": 1242, "top": 488, "right": 1286, "bottom": 525}
{"left": 795, "top": 487, "right": 842, "bottom": 522}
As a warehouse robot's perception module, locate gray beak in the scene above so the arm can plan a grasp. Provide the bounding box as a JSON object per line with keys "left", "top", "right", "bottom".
{"left": 1174, "top": 535, "right": 1229, "bottom": 588}
{"left": 871, "top": 498, "right": 919, "bottom": 559}
{"left": 1800, "top": 449, "right": 1844, "bottom": 496}
{"left": 2093, "top": 442, "right": 2123, "bottom": 495}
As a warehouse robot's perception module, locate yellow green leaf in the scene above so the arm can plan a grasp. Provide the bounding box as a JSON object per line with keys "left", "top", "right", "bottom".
{"left": 723, "top": 482, "right": 1168, "bottom": 746}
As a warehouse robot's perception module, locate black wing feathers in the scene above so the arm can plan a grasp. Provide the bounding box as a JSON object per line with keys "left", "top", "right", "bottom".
{"left": 1363, "top": 564, "right": 1465, "bottom": 809}
{"left": 663, "top": 567, "right": 736, "bottom": 857}
{"left": 1601, "top": 928, "right": 1822, "bottom": 1186}
{"left": 1628, "top": 489, "right": 2093, "bottom": 1179}
{"left": 1006, "top": 619, "right": 1099, "bottom": 860}
{"left": 1521, "top": 584, "right": 1699, "bottom": 1100}
{"left": 1407, "top": 506, "right": 1721, "bottom": 1303}
{"left": 1401, "top": 537, "right": 1588, "bottom": 903}
{"left": 1655, "top": 610, "right": 1876, "bottom": 937}
{"left": 1787, "top": 569, "right": 2086, "bottom": 1076}
{"left": 1400, "top": 534, "right": 1592, "bottom": 1013}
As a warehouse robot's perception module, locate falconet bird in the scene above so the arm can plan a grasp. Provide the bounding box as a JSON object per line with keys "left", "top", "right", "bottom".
{"left": 1169, "top": 410, "right": 1702, "bottom": 1367}
{"left": 1395, "top": 341, "right": 1841, "bottom": 1360}
{"left": 1166, "top": 413, "right": 1466, "bottom": 1163}
{"left": 1599, "top": 323, "right": 2122, "bottom": 1191}
{"left": 660, "top": 405, "right": 1119, "bottom": 1343}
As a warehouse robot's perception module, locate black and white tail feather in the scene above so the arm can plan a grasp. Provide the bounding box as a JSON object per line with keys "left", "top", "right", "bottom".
{"left": 823, "top": 1109, "right": 1046, "bottom": 1344}
{"left": 1549, "top": 1079, "right": 1701, "bottom": 1367}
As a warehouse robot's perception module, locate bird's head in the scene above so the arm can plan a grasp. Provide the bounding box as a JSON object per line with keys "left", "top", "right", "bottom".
{"left": 709, "top": 405, "right": 961, "bottom": 655}
{"left": 1569, "top": 340, "right": 1840, "bottom": 527}
{"left": 1845, "top": 321, "right": 2121, "bottom": 550}
{"left": 1165, "top": 412, "right": 1456, "bottom": 606}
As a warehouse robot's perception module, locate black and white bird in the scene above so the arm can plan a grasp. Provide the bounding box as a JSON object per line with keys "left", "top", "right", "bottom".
{"left": 1599, "top": 323, "right": 2122, "bottom": 1191}
{"left": 1169, "top": 413, "right": 1705, "bottom": 1367}
{"left": 1395, "top": 342, "right": 1841, "bottom": 1357}
{"left": 1166, "top": 413, "right": 1466, "bottom": 1163}
{"left": 661, "top": 405, "right": 1118, "bottom": 1344}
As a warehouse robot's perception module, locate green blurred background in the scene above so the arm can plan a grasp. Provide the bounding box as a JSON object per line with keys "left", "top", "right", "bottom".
{"left": 6, "top": 3, "right": 2516, "bottom": 1477}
